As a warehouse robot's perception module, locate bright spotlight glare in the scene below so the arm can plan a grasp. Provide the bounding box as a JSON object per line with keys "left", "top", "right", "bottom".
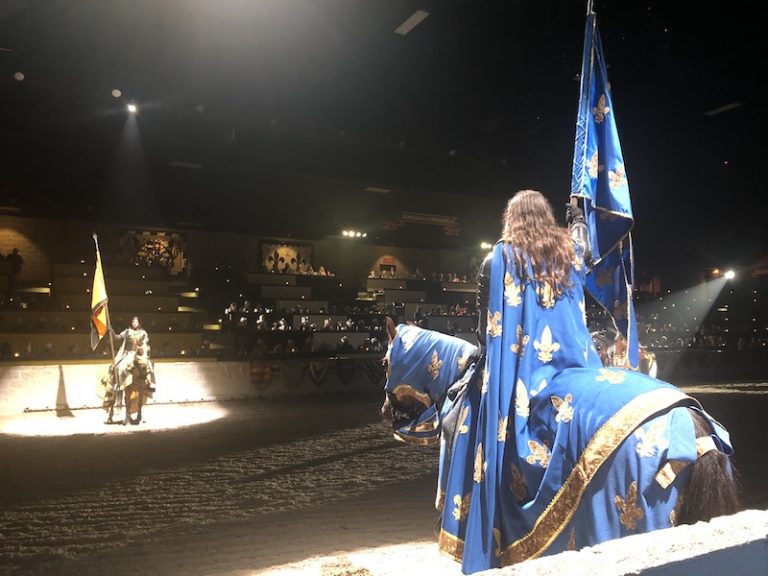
{"left": 342, "top": 230, "right": 349, "bottom": 237}
{"left": 127, "top": 103, "right": 138, "bottom": 113}
{"left": 480, "top": 242, "right": 492, "bottom": 250}
{"left": 724, "top": 270, "right": 736, "bottom": 280}
{"left": 355, "top": 232, "right": 362, "bottom": 237}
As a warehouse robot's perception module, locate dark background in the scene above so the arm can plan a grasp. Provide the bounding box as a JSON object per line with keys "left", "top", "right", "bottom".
{"left": 0, "top": 0, "right": 765, "bottom": 273}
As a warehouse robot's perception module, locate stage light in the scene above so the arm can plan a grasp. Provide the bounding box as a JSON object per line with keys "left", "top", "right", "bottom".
{"left": 127, "top": 103, "right": 138, "bottom": 113}
{"left": 724, "top": 270, "right": 735, "bottom": 280}
{"left": 355, "top": 232, "right": 362, "bottom": 237}
{"left": 13, "top": 71, "right": 24, "bottom": 82}
{"left": 111, "top": 88, "right": 122, "bottom": 98}
{"left": 480, "top": 242, "right": 492, "bottom": 250}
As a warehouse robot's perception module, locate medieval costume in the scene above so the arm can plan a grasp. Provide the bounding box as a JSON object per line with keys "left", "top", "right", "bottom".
{"left": 112, "top": 317, "right": 156, "bottom": 395}
{"left": 384, "top": 191, "right": 734, "bottom": 574}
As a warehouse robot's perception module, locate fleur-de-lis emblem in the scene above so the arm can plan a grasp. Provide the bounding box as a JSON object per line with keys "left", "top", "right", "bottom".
{"left": 537, "top": 282, "right": 559, "bottom": 308}
{"left": 588, "top": 151, "right": 601, "bottom": 179}
{"left": 457, "top": 345, "right": 473, "bottom": 370}
{"left": 573, "top": 254, "right": 584, "bottom": 272}
{"left": 534, "top": 325, "right": 560, "bottom": 363}
{"left": 596, "top": 368, "right": 626, "bottom": 384}
{"left": 452, "top": 493, "right": 471, "bottom": 522}
{"left": 634, "top": 421, "right": 669, "bottom": 458}
{"left": 567, "top": 528, "right": 577, "bottom": 551}
{"left": 526, "top": 440, "right": 551, "bottom": 468}
{"left": 595, "top": 267, "right": 613, "bottom": 288}
{"left": 515, "top": 378, "right": 529, "bottom": 417}
{"left": 474, "top": 443, "right": 486, "bottom": 483}
{"left": 504, "top": 272, "right": 523, "bottom": 307}
{"left": 510, "top": 324, "right": 529, "bottom": 356}
{"left": 615, "top": 481, "right": 644, "bottom": 530}
{"left": 458, "top": 406, "right": 469, "bottom": 434}
{"left": 510, "top": 464, "right": 527, "bottom": 501}
{"left": 497, "top": 414, "right": 508, "bottom": 442}
{"left": 427, "top": 350, "right": 443, "bottom": 380}
{"left": 551, "top": 393, "right": 574, "bottom": 423}
{"left": 401, "top": 330, "right": 418, "bottom": 352}
{"left": 592, "top": 93, "right": 610, "bottom": 123}
{"left": 488, "top": 310, "right": 502, "bottom": 338}
{"left": 608, "top": 164, "right": 628, "bottom": 191}
{"left": 493, "top": 527, "right": 502, "bottom": 558}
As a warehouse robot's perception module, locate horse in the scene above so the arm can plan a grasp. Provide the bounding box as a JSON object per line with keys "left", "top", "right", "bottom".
{"left": 381, "top": 318, "right": 740, "bottom": 571}
{"left": 99, "top": 352, "right": 154, "bottom": 426}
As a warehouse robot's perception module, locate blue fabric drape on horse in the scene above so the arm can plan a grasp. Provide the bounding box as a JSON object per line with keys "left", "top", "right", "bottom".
{"left": 385, "top": 242, "right": 733, "bottom": 574}
{"left": 385, "top": 326, "right": 477, "bottom": 445}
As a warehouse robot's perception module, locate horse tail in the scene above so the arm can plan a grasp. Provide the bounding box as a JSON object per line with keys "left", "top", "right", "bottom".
{"left": 677, "top": 409, "right": 742, "bottom": 524}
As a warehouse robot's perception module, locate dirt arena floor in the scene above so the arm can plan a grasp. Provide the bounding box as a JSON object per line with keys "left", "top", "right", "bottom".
{"left": 1, "top": 383, "right": 766, "bottom": 576}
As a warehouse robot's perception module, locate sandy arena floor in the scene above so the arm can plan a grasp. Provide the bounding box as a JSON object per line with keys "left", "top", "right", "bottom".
{"left": 1, "top": 384, "right": 766, "bottom": 576}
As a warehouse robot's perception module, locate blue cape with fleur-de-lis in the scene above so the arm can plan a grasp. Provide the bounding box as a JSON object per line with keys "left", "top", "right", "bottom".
{"left": 429, "top": 242, "right": 733, "bottom": 574}
{"left": 384, "top": 324, "right": 478, "bottom": 445}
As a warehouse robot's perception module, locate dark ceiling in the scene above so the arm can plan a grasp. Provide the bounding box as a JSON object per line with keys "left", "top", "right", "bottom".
{"left": 0, "top": 0, "right": 765, "bottom": 269}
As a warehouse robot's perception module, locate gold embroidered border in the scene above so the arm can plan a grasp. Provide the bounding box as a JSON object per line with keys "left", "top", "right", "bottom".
{"left": 438, "top": 529, "right": 464, "bottom": 561}
{"left": 412, "top": 416, "right": 439, "bottom": 432}
{"left": 392, "top": 432, "right": 439, "bottom": 446}
{"left": 696, "top": 436, "right": 717, "bottom": 457}
{"left": 501, "top": 387, "right": 690, "bottom": 565}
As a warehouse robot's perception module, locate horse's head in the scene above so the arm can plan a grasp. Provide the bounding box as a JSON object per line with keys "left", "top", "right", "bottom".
{"left": 381, "top": 317, "right": 477, "bottom": 444}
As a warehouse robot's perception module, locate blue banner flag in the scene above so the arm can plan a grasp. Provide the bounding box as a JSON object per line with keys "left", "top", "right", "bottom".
{"left": 571, "top": 12, "right": 639, "bottom": 368}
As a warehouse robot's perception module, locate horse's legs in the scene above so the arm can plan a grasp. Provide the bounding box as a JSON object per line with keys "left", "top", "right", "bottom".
{"left": 129, "top": 387, "right": 141, "bottom": 425}
{"left": 121, "top": 388, "right": 130, "bottom": 426}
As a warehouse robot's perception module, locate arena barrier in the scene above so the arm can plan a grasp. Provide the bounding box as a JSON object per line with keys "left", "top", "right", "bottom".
{"left": 655, "top": 349, "right": 768, "bottom": 382}
{"left": 0, "top": 355, "right": 386, "bottom": 417}
{"left": 482, "top": 509, "right": 768, "bottom": 576}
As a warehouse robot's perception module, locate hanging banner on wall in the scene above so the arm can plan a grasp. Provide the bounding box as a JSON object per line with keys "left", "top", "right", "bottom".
{"left": 261, "top": 242, "right": 313, "bottom": 274}
{"left": 308, "top": 361, "right": 329, "bottom": 386}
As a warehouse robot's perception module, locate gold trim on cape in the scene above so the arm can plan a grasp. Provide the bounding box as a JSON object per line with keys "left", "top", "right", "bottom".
{"left": 439, "top": 529, "right": 464, "bottom": 561}
{"left": 501, "top": 387, "right": 691, "bottom": 565}
{"left": 392, "top": 432, "right": 439, "bottom": 446}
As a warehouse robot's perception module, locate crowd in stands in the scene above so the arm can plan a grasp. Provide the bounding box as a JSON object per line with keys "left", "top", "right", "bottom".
{"left": 222, "top": 299, "right": 388, "bottom": 359}
{"left": 367, "top": 268, "right": 470, "bottom": 282}
{"left": 2, "top": 249, "right": 766, "bottom": 361}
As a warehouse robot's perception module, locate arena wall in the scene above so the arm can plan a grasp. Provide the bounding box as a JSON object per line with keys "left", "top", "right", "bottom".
{"left": 0, "top": 357, "right": 384, "bottom": 417}
{"left": 0, "top": 214, "right": 479, "bottom": 285}
{"left": 484, "top": 509, "right": 768, "bottom": 576}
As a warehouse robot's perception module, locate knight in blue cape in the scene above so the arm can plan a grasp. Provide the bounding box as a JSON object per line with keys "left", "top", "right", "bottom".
{"left": 383, "top": 190, "right": 738, "bottom": 574}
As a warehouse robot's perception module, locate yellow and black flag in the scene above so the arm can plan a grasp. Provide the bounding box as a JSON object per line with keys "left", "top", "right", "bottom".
{"left": 90, "top": 234, "right": 110, "bottom": 351}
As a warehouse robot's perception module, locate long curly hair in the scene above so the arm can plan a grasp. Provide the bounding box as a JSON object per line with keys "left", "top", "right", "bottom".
{"left": 501, "top": 189, "right": 575, "bottom": 290}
